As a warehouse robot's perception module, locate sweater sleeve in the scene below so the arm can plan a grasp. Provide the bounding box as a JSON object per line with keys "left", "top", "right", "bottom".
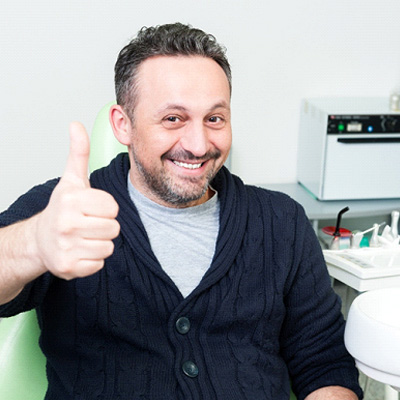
{"left": 280, "top": 203, "right": 363, "bottom": 400}
{"left": 0, "top": 179, "right": 58, "bottom": 317}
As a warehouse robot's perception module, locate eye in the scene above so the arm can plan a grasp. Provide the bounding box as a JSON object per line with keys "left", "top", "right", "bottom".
{"left": 209, "top": 116, "right": 221, "bottom": 123}
{"left": 207, "top": 115, "right": 226, "bottom": 128}
{"left": 162, "top": 115, "right": 185, "bottom": 129}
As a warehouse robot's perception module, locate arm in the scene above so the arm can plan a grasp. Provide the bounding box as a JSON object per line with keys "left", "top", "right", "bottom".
{"left": 0, "top": 122, "right": 120, "bottom": 306}
{"left": 280, "top": 203, "right": 362, "bottom": 399}
{"left": 0, "top": 215, "right": 46, "bottom": 304}
{"left": 305, "top": 386, "right": 359, "bottom": 400}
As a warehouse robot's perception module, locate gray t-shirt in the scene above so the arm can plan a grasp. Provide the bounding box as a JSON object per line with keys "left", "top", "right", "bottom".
{"left": 128, "top": 178, "right": 220, "bottom": 297}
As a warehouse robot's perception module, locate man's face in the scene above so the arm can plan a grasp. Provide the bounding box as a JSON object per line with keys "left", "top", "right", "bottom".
{"left": 126, "top": 55, "right": 232, "bottom": 208}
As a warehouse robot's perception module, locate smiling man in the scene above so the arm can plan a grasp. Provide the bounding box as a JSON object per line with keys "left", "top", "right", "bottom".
{"left": 111, "top": 55, "right": 232, "bottom": 207}
{"left": 0, "top": 23, "right": 362, "bottom": 399}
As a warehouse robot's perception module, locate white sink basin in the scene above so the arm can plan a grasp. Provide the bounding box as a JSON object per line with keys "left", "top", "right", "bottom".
{"left": 345, "top": 287, "right": 400, "bottom": 391}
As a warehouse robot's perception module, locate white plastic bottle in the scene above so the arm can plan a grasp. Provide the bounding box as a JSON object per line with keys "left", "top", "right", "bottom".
{"left": 390, "top": 210, "right": 399, "bottom": 240}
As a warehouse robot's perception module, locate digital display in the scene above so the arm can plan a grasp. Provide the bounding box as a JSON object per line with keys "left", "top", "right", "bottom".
{"left": 347, "top": 123, "right": 362, "bottom": 132}
{"left": 327, "top": 114, "right": 400, "bottom": 134}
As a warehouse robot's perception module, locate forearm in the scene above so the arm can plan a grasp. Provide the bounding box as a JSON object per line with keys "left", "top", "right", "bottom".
{"left": 0, "top": 215, "right": 46, "bottom": 305}
{"left": 305, "top": 386, "right": 359, "bottom": 400}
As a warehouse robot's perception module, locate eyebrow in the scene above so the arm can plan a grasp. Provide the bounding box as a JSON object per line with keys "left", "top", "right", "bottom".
{"left": 155, "top": 101, "right": 231, "bottom": 115}
{"left": 209, "top": 101, "right": 231, "bottom": 112}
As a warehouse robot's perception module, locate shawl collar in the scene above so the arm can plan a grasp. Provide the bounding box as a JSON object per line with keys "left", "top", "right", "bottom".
{"left": 90, "top": 153, "right": 249, "bottom": 297}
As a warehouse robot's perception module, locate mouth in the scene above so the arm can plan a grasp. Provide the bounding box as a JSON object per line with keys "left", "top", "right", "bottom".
{"left": 172, "top": 160, "right": 204, "bottom": 170}
{"left": 164, "top": 149, "right": 221, "bottom": 174}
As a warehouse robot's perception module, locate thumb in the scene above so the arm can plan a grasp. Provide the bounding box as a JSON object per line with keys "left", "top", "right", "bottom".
{"left": 62, "top": 122, "right": 90, "bottom": 186}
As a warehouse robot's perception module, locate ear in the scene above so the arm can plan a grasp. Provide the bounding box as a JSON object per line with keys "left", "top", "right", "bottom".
{"left": 109, "top": 104, "right": 133, "bottom": 145}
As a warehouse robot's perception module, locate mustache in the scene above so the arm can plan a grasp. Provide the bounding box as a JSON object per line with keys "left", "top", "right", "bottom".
{"left": 162, "top": 149, "right": 221, "bottom": 161}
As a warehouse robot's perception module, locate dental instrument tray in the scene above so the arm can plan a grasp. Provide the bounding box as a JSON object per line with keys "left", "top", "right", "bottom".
{"left": 324, "top": 248, "right": 400, "bottom": 291}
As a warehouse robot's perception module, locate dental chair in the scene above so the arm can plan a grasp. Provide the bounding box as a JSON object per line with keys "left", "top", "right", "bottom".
{"left": 0, "top": 102, "right": 297, "bottom": 399}
{"left": 0, "top": 310, "right": 47, "bottom": 400}
{"left": 0, "top": 101, "right": 124, "bottom": 400}
{"left": 88, "top": 101, "right": 126, "bottom": 172}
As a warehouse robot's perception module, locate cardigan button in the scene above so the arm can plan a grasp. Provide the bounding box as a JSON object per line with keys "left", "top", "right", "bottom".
{"left": 182, "top": 361, "right": 199, "bottom": 378}
{"left": 176, "top": 317, "right": 191, "bottom": 335}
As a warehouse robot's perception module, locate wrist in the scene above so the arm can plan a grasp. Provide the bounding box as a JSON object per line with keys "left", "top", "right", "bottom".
{"left": 28, "top": 213, "right": 48, "bottom": 276}
{"left": 9, "top": 214, "right": 48, "bottom": 283}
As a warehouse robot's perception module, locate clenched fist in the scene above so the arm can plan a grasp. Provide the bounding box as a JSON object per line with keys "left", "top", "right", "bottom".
{"left": 35, "top": 122, "right": 120, "bottom": 279}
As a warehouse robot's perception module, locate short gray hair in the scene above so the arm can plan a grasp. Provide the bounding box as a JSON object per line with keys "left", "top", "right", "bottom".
{"left": 114, "top": 23, "right": 232, "bottom": 121}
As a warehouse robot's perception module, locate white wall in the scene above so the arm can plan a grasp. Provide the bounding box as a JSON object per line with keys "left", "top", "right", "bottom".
{"left": 1, "top": 0, "right": 400, "bottom": 211}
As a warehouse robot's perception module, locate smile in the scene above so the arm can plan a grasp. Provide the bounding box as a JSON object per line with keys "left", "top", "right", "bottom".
{"left": 172, "top": 161, "right": 203, "bottom": 169}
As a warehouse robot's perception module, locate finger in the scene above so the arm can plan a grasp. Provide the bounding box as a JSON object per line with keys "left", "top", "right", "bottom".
{"left": 63, "top": 122, "right": 90, "bottom": 186}
{"left": 79, "top": 217, "right": 120, "bottom": 240}
{"left": 61, "top": 259, "right": 105, "bottom": 280}
{"left": 79, "top": 189, "right": 119, "bottom": 218}
{"left": 72, "top": 239, "right": 115, "bottom": 261}
{"left": 51, "top": 239, "right": 114, "bottom": 280}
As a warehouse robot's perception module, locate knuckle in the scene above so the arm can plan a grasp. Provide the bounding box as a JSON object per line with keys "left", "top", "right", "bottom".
{"left": 105, "top": 240, "right": 115, "bottom": 256}
{"left": 93, "top": 260, "right": 105, "bottom": 272}
{"left": 56, "top": 233, "right": 74, "bottom": 251}
{"left": 103, "top": 193, "right": 119, "bottom": 217}
{"left": 112, "top": 201, "right": 120, "bottom": 217}
{"left": 62, "top": 274, "right": 75, "bottom": 281}
{"left": 59, "top": 191, "right": 77, "bottom": 208}
{"left": 77, "top": 260, "right": 104, "bottom": 278}
{"left": 111, "top": 220, "right": 121, "bottom": 237}
{"left": 56, "top": 260, "right": 74, "bottom": 278}
{"left": 54, "top": 213, "right": 75, "bottom": 236}
{"left": 98, "top": 240, "right": 114, "bottom": 259}
{"left": 108, "top": 199, "right": 119, "bottom": 218}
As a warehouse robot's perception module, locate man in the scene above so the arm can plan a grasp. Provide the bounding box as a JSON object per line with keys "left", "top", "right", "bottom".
{"left": 0, "top": 23, "right": 362, "bottom": 399}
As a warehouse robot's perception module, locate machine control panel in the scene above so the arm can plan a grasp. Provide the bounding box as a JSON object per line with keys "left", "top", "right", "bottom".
{"left": 327, "top": 114, "right": 400, "bottom": 134}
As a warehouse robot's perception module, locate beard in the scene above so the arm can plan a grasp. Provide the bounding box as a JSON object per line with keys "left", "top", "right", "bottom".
{"left": 131, "top": 147, "right": 222, "bottom": 207}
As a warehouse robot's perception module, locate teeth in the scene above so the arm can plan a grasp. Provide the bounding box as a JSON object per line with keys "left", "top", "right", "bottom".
{"left": 173, "top": 161, "right": 202, "bottom": 169}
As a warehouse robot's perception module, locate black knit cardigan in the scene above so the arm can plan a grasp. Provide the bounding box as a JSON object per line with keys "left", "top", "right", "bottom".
{"left": 0, "top": 154, "right": 362, "bottom": 400}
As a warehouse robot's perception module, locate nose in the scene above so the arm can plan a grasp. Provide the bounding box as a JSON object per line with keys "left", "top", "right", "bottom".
{"left": 180, "top": 122, "right": 209, "bottom": 157}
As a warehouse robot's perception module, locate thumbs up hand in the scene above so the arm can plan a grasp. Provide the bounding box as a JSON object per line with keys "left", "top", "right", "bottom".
{"left": 34, "top": 122, "right": 120, "bottom": 280}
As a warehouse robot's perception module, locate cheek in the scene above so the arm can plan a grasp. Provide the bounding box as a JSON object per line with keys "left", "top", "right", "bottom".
{"left": 214, "top": 131, "right": 232, "bottom": 154}
{"left": 134, "top": 132, "right": 179, "bottom": 161}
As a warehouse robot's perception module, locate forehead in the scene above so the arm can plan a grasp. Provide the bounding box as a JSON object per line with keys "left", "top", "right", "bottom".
{"left": 134, "top": 55, "right": 231, "bottom": 111}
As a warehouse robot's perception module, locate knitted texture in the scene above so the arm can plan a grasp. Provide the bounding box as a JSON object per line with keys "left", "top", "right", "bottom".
{"left": 0, "top": 154, "right": 362, "bottom": 400}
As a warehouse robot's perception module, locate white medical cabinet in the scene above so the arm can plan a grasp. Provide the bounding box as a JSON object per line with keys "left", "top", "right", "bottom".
{"left": 297, "top": 97, "right": 400, "bottom": 200}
